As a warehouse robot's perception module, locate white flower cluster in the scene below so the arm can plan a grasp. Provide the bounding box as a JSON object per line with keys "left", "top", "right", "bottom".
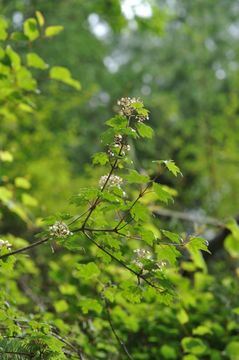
{"left": 0, "top": 239, "right": 12, "bottom": 249}
{"left": 99, "top": 174, "right": 123, "bottom": 189}
{"left": 134, "top": 248, "right": 151, "bottom": 259}
{"left": 117, "top": 97, "right": 149, "bottom": 122}
{"left": 108, "top": 134, "right": 131, "bottom": 157}
{"left": 49, "top": 221, "right": 72, "bottom": 238}
{"left": 132, "top": 248, "right": 151, "bottom": 268}
{"left": 114, "top": 134, "right": 123, "bottom": 147}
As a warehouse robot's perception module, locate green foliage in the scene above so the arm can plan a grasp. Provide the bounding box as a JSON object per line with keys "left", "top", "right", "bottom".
{"left": 27, "top": 52, "right": 49, "bottom": 69}
{"left": 0, "top": 3, "right": 239, "bottom": 360}
{"left": 49, "top": 66, "right": 81, "bottom": 90}
{"left": 45, "top": 25, "right": 64, "bottom": 38}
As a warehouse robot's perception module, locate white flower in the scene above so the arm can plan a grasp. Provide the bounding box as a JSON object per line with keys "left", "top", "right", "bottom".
{"left": 99, "top": 174, "right": 123, "bottom": 189}
{"left": 110, "top": 135, "right": 131, "bottom": 156}
{"left": 114, "top": 134, "right": 123, "bottom": 147}
{"left": 133, "top": 248, "right": 151, "bottom": 259}
{"left": 117, "top": 97, "right": 149, "bottom": 122}
{"left": 0, "top": 239, "right": 12, "bottom": 249}
{"left": 132, "top": 248, "right": 152, "bottom": 268}
{"left": 49, "top": 221, "right": 72, "bottom": 238}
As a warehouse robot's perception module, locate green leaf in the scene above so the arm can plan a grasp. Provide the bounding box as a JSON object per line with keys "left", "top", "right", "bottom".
{"left": 0, "top": 46, "right": 4, "bottom": 59}
{"left": 181, "top": 337, "right": 207, "bottom": 355}
{"left": 183, "top": 356, "right": 199, "bottom": 360}
{"left": 0, "top": 151, "right": 13, "bottom": 162}
{"left": 11, "top": 32, "right": 28, "bottom": 41}
{"left": 14, "top": 177, "right": 31, "bottom": 189}
{"left": 49, "top": 66, "right": 81, "bottom": 90}
{"left": 156, "top": 244, "right": 181, "bottom": 265}
{"left": 0, "top": 186, "right": 12, "bottom": 202}
{"left": 226, "top": 219, "right": 239, "bottom": 239}
{"left": 75, "top": 262, "right": 100, "bottom": 280}
{"left": 136, "top": 122, "right": 154, "bottom": 138}
{"left": 0, "top": 16, "right": 8, "bottom": 40}
{"left": 59, "top": 233, "right": 85, "bottom": 251}
{"left": 21, "top": 193, "right": 38, "bottom": 207}
{"left": 104, "top": 287, "right": 117, "bottom": 302}
{"left": 59, "top": 284, "right": 77, "bottom": 295}
{"left": 225, "top": 234, "right": 239, "bottom": 258}
{"left": 70, "top": 188, "right": 99, "bottom": 206}
{"left": 125, "top": 169, "right": 149, "bottom": 184}
{"left": 177, "top": 309, "right": 189, "bottom": 324}
{"left": 45, "top": 25, "right": 64, "bottom": 37}
{"left": 186, "top": 237, "right": 210, "bottom": 254}
{"left": 138, "top": 228, "right": 155, "bottom": 245}
{"left": 160, "top": 344, "right": 177, "bottom": 359}
{"left": 106, "top": 115, "right": 128, "bottom": 131}
{"left": 79, "top": 298, "right": 102, "bottom": 314}
{"left": 92, "top": 152, "right": 109, "bottom": 165}
{"left": 27, "top": 53, "right": 49, "bottom": 69}
{"left": 16, "top": 67, "right": 37, "bottom": 90}
{"left": 120, "top": 282, "right": 143, "bottom": 303}
{"left": 23, "top": 18, "right": 39, "bottom": 41}
{"left": 54, "top": 300, "right": 69, "bottom": 313}
{"left": 161, "top": 230, "right": 181, "bottom": 243}
{"left": 225, "top": 219, "right": 239, "bottom": 257}
{"left": 164, "top": 160, "right": 182, "bottom": 176}
{"left": 153, "top": 183, "right": 173, "bottom": 203}
{"left": 225, "top": 342, "right": 239, "bottom": 360}
{"left": 131, "top": 202, "right": 149, "bottom": 221}
{"left": 18, "top": 103, "right": 34, "bottom": 113}
{"left": 6, "top": 46, "right": 21, "bottom": 70}
{"left": 193, "top": 325, "right": 212, "bottom": 336}
{"left": 154, "top": 160, "right": 182, "bottom": 177}
{"left": 35, "top": 11, "right": 45, "bottom": 27}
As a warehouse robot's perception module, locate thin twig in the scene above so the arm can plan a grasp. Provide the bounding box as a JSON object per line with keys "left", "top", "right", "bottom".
{"left": 51, "top": 332, "right": 85, "bottom": 360}
{"left": 116, "top": 177, "right": 157, "bottom": 231}
{"left": 104, "top": 299, "right": 134, "bottom": 360}
{"left": 68, "top": 209, "right": 92, "bottom": 226}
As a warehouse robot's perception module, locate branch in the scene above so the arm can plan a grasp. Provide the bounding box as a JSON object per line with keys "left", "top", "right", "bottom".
{"left": 104, "top": 299, "right": 134, "bottom": 360}
{"left": 0, "top": 237, "right": 49, "bottom": 261}
{"left": 83, "top": 231, "right": 164, "bottom": 292}
{"left": 81, "top": 144, "right": 124, "bottom": 229}
{"left": 116, "top": 179, "right": 156, "bottom": 231}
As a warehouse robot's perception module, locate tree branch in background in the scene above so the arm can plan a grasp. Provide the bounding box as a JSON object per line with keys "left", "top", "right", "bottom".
{"left": 153, "top": 208, "right": 224, "bottom": 227}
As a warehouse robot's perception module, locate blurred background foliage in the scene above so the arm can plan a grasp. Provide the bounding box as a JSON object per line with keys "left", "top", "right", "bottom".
{"left": 1, "top": 0, "right": 238, "bottom": 216}
{"left": 0, "top": 0, "right": 239, "bottom": 359}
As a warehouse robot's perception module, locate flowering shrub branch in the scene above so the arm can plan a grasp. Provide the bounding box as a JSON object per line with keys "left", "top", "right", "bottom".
{"left": 0, "top": 98, "right": 210, "bottom": 296}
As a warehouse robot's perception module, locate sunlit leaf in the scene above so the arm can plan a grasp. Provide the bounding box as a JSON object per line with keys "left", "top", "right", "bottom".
{"left": 45, "top": 25, "right": 64, "bottom": 37}
{"left": 35, "top": 11, "right": 45, "bottom": 27}
{"left": 23, "top": 18, "right": 39, "bottom": 41}
{"left": 49, "top": 66, "right": 81, "bottom": 90}
{"left": 27, "top": 52, "right": 49, "bottom": 69}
